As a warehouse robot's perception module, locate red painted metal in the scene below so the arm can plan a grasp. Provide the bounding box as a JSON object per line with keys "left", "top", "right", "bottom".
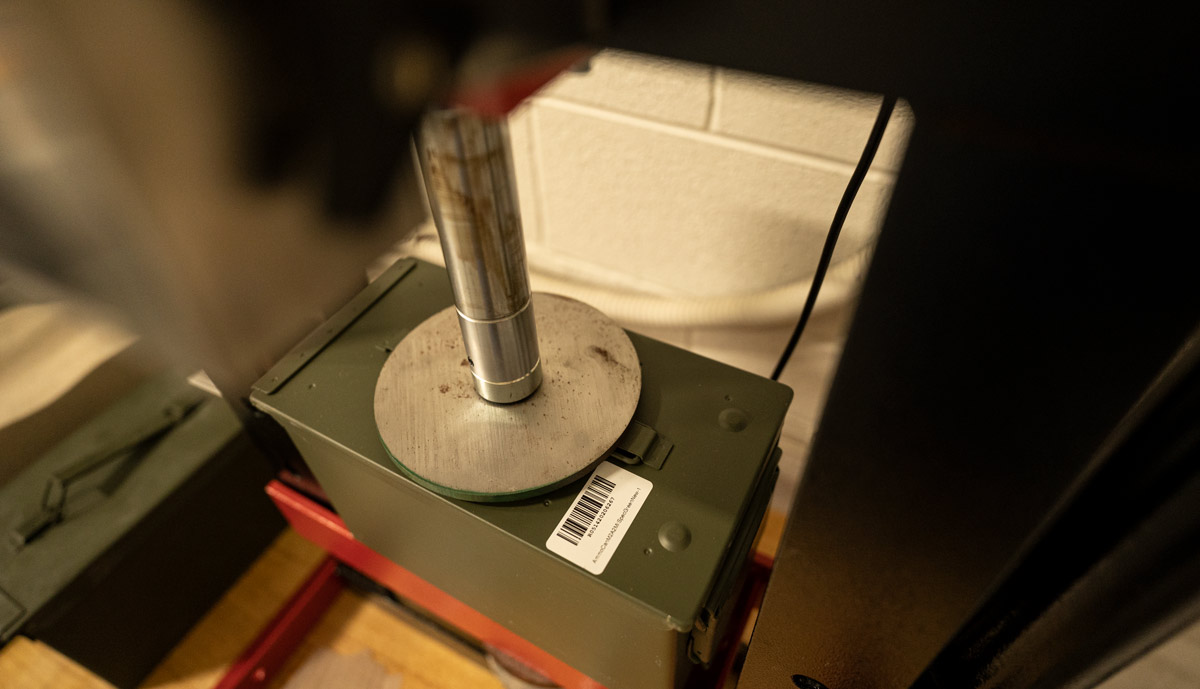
{"left": 450, "top": 48, "right": 595, "bottom": 116}
{"left": 214, "top": 555, "right": 343, "bottom": 689}
{"left": 266, "top": 479, "right": 607, "bottom": 689}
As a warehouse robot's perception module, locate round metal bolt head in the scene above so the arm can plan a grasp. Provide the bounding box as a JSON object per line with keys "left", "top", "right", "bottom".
{"left": 718, "top": 408, "right": 749, "bottom": 432}
{"left": 658, "top": 522, "right": 692, "bottom": 552}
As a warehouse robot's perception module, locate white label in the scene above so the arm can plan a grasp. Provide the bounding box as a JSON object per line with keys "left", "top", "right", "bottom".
{"left": 546, "top": 462, "right": 653, "bottom": 575}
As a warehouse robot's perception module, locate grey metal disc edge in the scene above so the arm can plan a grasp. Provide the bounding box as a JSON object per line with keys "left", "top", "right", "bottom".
{"left": 380, "top": 443, "right": 608, "bottom": 503}
{"left": 374, "top": 293, "right": 641, "bottom": 503}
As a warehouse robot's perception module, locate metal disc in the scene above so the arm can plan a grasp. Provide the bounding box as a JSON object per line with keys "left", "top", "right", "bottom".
{"left": 374, "top": 293, "right": 641, "bottom": 502}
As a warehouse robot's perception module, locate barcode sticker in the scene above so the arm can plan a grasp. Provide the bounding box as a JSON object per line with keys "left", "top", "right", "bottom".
{"left": 546, "top": 462, "right": 653, "bottom": 575}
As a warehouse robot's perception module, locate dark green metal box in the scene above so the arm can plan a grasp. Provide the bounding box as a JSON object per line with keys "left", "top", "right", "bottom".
{"left": 250, "top": 259, "right": 791, "bottom": 689}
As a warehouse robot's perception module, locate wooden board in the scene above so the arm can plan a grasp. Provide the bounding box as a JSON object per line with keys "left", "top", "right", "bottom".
{"left": 0, "top": 637, "right": 116, "bottom": 689}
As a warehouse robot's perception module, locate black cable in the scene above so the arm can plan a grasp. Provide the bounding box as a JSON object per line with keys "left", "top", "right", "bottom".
{"left": 770, "top": 95, "right": 899, "bottom": 381}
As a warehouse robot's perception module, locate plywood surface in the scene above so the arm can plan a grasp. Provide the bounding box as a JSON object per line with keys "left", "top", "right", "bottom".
{"left": 0, "top": 637, "right": 117, "bottom": 689}
{"left": 262, "top": 591, "right": 501, "bottom": 689}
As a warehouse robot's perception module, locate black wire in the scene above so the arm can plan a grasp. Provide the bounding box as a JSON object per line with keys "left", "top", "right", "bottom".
{"left": 770, "top": 95, "right": 898, "bottom": 382}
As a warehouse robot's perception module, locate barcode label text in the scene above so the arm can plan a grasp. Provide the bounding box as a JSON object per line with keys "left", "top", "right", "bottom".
{"left": 556, "top": 474, "right": 616, "bottom": 545}
{"left": 546, "top": 462, "right": 653, "bottom": 575}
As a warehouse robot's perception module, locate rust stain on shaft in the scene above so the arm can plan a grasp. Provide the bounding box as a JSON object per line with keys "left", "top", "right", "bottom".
{"left": 424, "top": 141, "right": 529, "bottom": 316}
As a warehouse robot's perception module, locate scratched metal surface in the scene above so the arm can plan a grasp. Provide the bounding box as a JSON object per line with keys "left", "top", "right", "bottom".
{"left": 375, "top": 293, "right": 641, "bottom": 501}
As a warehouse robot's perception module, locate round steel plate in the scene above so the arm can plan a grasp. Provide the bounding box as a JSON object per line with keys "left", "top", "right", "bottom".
{"left": 374, "top": 293, "right": 641, "bottom": 502}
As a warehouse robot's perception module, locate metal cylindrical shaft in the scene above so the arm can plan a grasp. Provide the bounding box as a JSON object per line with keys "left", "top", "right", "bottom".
{"left": 417, "top": 109, "right": 542, "bottom": 403}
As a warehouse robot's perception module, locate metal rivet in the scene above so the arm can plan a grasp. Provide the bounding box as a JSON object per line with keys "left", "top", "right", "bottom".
{"left": 658, "top": 522, "right": 692, "bottom": 552}
{"left": 718, "top": 408, "right": 748, "bottom": 432}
